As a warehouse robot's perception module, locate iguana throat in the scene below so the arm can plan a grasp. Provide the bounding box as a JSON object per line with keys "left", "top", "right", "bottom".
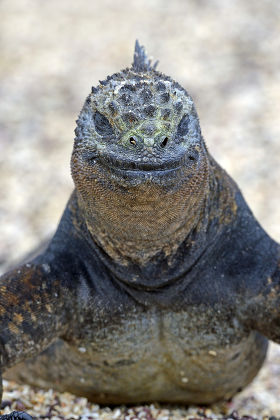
{"left": 72, "top": 154, "right": 210, "bottom": 265}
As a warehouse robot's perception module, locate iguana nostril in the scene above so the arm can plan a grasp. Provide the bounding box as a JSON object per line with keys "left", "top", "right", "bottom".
{"left": 188, "top": 155, "right": 195, "bottom": 161}
{"left": 129, "top": 137, "right": 137, "bottom": 146}
{"left": 160, "top": 137, "right": 169, "bottom": 148}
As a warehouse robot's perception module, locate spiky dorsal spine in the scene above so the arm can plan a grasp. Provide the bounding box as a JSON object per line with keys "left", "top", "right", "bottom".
{"left": 132, "top": 40, "right": 158, "bottom": 72}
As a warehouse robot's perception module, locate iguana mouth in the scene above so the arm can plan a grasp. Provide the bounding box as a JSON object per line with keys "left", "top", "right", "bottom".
{"left": 98, "top": 152, "right": 192, "bottom": 173}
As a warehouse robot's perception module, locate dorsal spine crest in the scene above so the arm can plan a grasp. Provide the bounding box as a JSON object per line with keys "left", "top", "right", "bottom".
{"left": 132, "top": 40, "right": 158, "bottom": 72}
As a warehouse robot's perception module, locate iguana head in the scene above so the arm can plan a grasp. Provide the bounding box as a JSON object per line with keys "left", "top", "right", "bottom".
{"left": 71, "top": 41, "right": 210, "bottom": 264}
{"left": 72, "top": 41, "right": 208, "bottom": 189}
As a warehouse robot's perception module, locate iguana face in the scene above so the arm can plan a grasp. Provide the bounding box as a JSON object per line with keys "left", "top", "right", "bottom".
{"left": 71, "top": 44, "right": 210, "bottom": 263}
{"left": 72, "top": 69, "right": 207, "bottom": 187}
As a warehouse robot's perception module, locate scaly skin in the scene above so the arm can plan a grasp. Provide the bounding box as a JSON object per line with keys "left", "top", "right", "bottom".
{"left": 1, "top": 41, "right": 280, "bottom": 416}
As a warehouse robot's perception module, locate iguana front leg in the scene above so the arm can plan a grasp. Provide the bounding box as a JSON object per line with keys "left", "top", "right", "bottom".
{"left": 238, "top": 255, "right": 280, "bottom": 343}
{"left": 0, "top": 412, "right": 33, "bottom": 420}
{"left": 0, "top": 258, "right": 73, "bottom": 420}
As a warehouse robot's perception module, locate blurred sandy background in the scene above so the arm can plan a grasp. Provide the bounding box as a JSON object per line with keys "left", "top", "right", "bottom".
{"left": 0, "top": 0, "right": 280, "bottom": 417}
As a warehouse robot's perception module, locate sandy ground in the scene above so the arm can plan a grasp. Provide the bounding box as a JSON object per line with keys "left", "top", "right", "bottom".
{"left": 0, "top": 0, "right": 280, "bottom": 418}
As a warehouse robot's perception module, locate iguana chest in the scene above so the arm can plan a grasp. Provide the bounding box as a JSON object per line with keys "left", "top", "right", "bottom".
{"left": 7, "top": 302, "right": 267, "bottom": 404}
{"left": 84, "top": 305, "right": 241, "bottom": 360}
{"left": 65, "top": 305, "right": 267, "bottom": 404}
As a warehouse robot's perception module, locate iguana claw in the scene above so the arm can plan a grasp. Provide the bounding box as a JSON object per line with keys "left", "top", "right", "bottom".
{"left": 0, "top": 411, "right": 33, "bottom": 420}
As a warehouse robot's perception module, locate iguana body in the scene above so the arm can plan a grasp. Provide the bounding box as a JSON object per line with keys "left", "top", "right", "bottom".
{"left": 1, "top": 42, "right": 280, "bottom": 414}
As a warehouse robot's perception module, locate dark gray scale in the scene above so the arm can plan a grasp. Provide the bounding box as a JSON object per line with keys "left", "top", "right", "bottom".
{"left": 161, "top": 108, "right": 172, "bottom": 120}
{"left": 1, "top": 40, "right": 280, "bottom": 420}
{"left": 139, "top": 87, "right": 153, "bottom": 104}
{"left": 121, "top": 111, "right": 139, "bottom": 126}
{"left": 143, "top": 105, "right": 157, "bottom": 118}
{"left": 159, "top": 92, "right": 170, "bottom": 103}
{"left": 156, "top": 81, "right": 166, "bottom": 91}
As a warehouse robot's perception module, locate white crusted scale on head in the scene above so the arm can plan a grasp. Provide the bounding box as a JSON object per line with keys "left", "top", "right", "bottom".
{"left": 75, "top": 41, "right": 199, "bottom": 164}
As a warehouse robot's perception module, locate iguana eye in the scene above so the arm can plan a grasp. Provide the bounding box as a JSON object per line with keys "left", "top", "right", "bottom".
{"left": 177, "top": 115, "right": 190, "bottom": 137}
{"left": 93, "top": 111, "right": 114, "bottom": 136}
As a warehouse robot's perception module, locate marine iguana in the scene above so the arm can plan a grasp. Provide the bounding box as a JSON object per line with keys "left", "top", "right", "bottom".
{"left": 0, "top": 41, "right": 280, "bottom": 419}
